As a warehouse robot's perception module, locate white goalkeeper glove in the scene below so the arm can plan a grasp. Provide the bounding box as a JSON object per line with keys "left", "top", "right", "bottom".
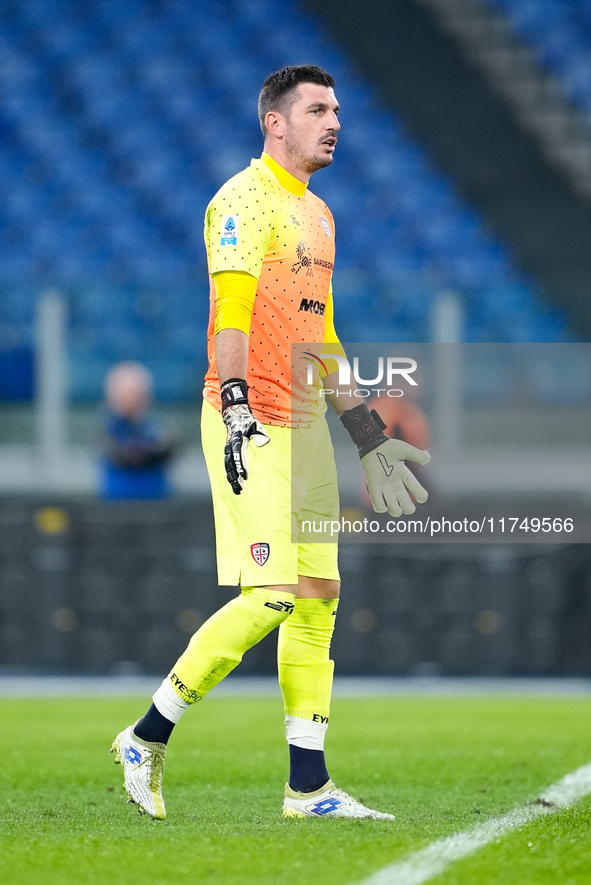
{"left": 220, "top": 378, "right": 270, "bottom": 495}
{"left": 340, "top": 404, "right": 430, "bottom": 517}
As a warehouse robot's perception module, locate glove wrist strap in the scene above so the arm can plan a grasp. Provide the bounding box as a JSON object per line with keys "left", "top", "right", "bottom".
{"left": 221, "top": 378, "right": 249, "bottom": 414}
{"left": 340, "top": 403, "right": 387, "bottom": 459}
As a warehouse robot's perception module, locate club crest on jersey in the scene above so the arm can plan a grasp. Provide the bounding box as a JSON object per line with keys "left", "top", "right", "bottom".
{"left": 220, "top": 215, "right": 239, "bottom": 246}
{"left": 319, "top": 216, "right": 332, "bottom": 238}
{"left": 251, "top": 542, "right": 270, "bottom": 566}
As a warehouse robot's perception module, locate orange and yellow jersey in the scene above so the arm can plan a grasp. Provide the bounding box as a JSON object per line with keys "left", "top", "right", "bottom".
{"left": 203, "top": 153, "right": 337, "bottom": 426}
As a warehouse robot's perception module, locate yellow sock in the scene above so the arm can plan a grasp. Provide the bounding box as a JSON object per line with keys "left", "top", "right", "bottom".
{"left": 277, "top": 597, "right": 339, "bottom": 722}
{"left": 169, "top": 587, "right": 294, "bottom": 704}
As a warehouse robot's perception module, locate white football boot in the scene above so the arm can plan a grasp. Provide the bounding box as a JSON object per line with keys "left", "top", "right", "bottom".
{"left": 282, "top": 779, "right": 395, "bottom": 819}
{"left": 110, "top": 724, "right": 166, "bottom": 820}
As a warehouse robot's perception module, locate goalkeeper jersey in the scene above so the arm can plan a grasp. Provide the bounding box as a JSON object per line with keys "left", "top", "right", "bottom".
{"left": 203, "top": 154, "right": 336, "bottom": 426}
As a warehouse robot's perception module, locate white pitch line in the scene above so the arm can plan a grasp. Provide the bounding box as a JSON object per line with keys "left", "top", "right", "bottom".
{"left": 356, "top": 761, "right": 591, "bottom": 885}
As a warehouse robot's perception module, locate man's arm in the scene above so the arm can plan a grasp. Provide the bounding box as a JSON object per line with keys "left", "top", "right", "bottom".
{"left": 321, "top": 367, "right": 356, "bottom": 417}
{"left": 213, "top": 272, "right": 270, "bottom": 495}
{"left": 103, "top": 427, "right": 177, "bottom": 468}
{"left": 216, "top": 327, "right": 249, "bottom": 385}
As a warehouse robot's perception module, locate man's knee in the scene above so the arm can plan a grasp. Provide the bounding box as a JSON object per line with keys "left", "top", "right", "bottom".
{"left": 296, "top": 576, "right": 340, "bottom": 599}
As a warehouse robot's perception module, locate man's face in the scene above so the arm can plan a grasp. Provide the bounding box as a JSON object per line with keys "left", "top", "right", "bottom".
{"left": 281, "top": 82, "right": 340, "bottom": 175}
{"left": 107, "top": 369, "right": 151, "bottom": 419}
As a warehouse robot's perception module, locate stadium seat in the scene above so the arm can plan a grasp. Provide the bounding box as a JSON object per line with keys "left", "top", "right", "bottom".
{"left": 0, "top": 0, "right": 569, "bottom": 401}
{"left": 488, "top": 0, "right": 591, "bottom": 116}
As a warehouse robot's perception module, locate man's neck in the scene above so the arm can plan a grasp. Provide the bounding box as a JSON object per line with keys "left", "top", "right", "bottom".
{"left": 262, "top": 144, "right": 311, "bottom": 185}
{"left": 261, "top": 152, "right": 308, "bottom": 197}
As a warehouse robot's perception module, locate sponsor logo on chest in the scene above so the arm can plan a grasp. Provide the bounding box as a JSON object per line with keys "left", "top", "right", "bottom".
{"left": 298, "top": 297, "right": 326, "bottom": 315}
{"left": 292, "top": 241, "right": 314, "bottom": 276}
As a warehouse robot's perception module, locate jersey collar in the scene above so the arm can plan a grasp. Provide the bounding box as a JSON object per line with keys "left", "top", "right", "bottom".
{"left": 260, "top": 153, "right": 308, "bottom": 197}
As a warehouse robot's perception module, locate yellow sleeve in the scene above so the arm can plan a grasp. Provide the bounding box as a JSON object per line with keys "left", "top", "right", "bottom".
{"left": 205, "top": 177, "right": 274, "bottom": 277}
{"left": 320, "top": 286, "right": 347, "bottom": 376}
{"left": 213, "top": 271, "right": 258, "bottom": 335}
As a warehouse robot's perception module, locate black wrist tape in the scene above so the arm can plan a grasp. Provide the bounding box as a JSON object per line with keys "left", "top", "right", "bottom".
{"left": 221, "top": 378, "right": 249, "bottom": 413}
{"left": 340, "top": 404, "right": 387, "bottom": 459}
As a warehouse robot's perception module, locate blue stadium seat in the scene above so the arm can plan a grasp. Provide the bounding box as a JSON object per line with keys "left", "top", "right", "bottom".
{"left": 0, "top": 0, "right": 569, "bottom": 401}
{"left": 489, "top": 0, "right": 591, "bottom": 116}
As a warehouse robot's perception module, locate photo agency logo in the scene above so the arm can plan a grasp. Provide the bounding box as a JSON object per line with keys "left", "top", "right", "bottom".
{"left": 303, "top": 352, "right": 419, "bottom": 398}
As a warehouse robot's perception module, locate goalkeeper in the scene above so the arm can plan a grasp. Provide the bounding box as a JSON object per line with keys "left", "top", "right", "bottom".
{"left": 111, "top": 64, "right": 430, "bottom": 821}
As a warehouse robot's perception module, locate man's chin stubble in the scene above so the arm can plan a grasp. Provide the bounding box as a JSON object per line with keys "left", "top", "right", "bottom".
{"left": 307, "top": 154, "right": 333, "bottom": 172}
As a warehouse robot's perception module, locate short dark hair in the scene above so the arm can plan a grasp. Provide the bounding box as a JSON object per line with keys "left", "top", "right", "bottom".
{"left": 258, "top": 65, "right": 335, "bottom": 136}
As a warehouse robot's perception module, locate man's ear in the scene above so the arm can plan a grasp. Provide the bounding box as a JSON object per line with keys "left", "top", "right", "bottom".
{"left": 265, "top": 110, "right": 285, "bottom": 140}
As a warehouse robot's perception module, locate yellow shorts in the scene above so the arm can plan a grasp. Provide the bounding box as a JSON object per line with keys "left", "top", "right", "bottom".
{"left": 201, "top": 399, "right": 340, "bottom": 587}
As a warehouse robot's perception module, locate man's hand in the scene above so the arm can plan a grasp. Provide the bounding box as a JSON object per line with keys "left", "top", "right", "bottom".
{"left": 340, "top": 403, "right": 430, "bottom": 517}
{"left": 221, "top": 379, "right": 270, "bottom": 494}
{"left": 361, "top": 437, "right": 430, "bottom": 516}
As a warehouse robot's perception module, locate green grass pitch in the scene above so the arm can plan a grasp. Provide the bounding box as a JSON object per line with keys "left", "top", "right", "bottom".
{"left": 3, "top": 694, "right": 591, "bottom": 884}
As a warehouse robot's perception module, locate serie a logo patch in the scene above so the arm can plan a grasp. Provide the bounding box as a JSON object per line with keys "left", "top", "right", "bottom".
{"left": 220, "top": 215, "right": 239, "bottom": 245}
{"left": 250, "top": 542, "right": 270, "bottom": 566}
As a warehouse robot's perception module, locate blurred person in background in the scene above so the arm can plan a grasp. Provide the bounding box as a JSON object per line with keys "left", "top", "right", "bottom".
{"left": 99, "top": 360, "right": 179, "bottom": 500}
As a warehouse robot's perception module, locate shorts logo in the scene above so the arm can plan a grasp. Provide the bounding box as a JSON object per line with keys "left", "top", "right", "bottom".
{"left": 251, "top": 542, "right": 270, "bottom": 566}
{"left": 319, "top": 216, "right": 332, "bottom": 237}
{"left": 221, "top": 215, "right": 239, "bottom": 246}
